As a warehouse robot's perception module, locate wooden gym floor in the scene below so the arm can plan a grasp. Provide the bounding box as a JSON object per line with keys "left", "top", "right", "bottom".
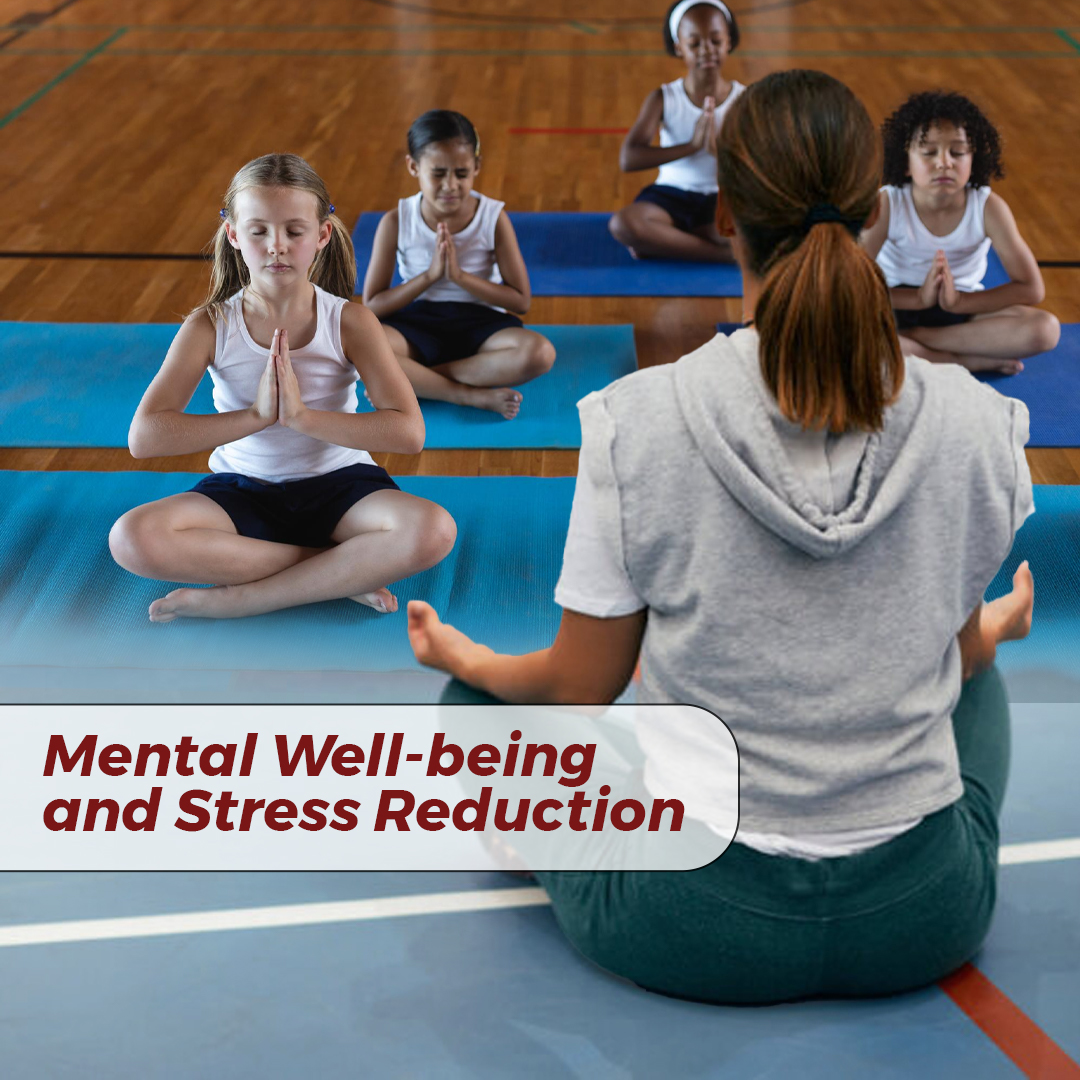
{"left": 0, "top": 0, "right": 1078, "bottom": 479}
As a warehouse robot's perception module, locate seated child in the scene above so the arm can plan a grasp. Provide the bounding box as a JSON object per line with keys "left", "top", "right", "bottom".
{"left": 608, "top": 0, "right": 744, "bottom": 262}
{"left": 363, "top": 109, "right": 555, "bottom": 419}
{"left": 861, "top": 90, "right": 1059, "bottom": 374}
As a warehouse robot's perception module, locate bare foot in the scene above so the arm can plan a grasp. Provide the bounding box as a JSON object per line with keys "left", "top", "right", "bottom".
{"left": 627, "top": 246, "right": 641, "bottom": 260}
{"left": 462, "top": 386, "right": 522, "bottom": 419}
{"left": 149, "top": 585, "right": 240, "bottom": 622}
{"left": 985, "top": 560, "right": 1034, "bottom": 643}
{"left": 958, "top": 355, "right": 1024, "bottom": 376}
{"left": 407, "top": 599, "right": 491, "bottom": 677}
{"left": 350, "top": 587, "right": 398, "bottom": 614}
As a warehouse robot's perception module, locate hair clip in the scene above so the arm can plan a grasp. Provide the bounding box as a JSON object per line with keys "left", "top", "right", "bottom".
{"left": 219, "top": 208, "right": 228, "bottom": 220}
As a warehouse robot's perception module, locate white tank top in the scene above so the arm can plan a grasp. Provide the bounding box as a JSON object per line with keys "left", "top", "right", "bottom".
{"left": 396, "top": 191, "right": 505, "bottom": 307}
{"left": 655, "top": 78, "right": 745, "bottom": 194}
{"left": 207, "top": 285, "right": 375, "bottom": 482}
{"left": 876, "top": 184, "right": 992, "bottom": 292}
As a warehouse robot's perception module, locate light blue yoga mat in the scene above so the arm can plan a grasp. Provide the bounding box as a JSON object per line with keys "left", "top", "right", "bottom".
{"left": 352, "top": 211, "right": 745, "bottom": 297}
{"left": 1, "top": 473, "right": 1076, "bottom": 702}
{"left": 0, "top": 322, "right": 636, "bottom": 450}
{"left": 0, "top": 472, "right": 571, "bottom": 698}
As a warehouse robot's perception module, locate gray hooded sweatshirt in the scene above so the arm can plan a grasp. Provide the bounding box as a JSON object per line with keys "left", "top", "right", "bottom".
{"left": 576, "top": 329, "right": 1032, "bottom": 833}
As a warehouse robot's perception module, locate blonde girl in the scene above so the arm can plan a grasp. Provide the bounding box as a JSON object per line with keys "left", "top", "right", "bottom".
{"left": 109, "top": 154, "right": 455, "bottom": 621}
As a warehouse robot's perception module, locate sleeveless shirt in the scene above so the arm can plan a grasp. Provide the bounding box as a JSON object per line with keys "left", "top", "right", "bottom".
{"left": 876, "top": 184, "right": 992, "bottom": 291}
{"left": 396, "top": 191, "right": 505, "bottom": 307}
{"left": 207, "top": 286, "right": 375, "bottom": 482}
{"left": 655, "top": 78, "right": 745, "bottom": 194}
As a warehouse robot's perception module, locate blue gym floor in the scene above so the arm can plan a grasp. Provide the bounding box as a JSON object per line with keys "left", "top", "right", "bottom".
{"left": 0, "top": 702, "right": 1075, "bottom": 1078}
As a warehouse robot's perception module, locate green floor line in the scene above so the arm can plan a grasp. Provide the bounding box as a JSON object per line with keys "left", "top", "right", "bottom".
{"left": 1055, "top": 28, "right": 1080, "bottom": 53}
{"left": 2, "top": 45, "right": 1074, "bottom": 59}
{"left": 0, "top": 27, "right": 126, "bottom": 132}
{"left": 4, "top": 21, "right": 1080, "bottom": 35}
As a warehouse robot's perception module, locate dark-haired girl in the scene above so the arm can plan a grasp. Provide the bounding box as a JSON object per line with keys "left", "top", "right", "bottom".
{"left": 407, "top": 72, "right": 1035, "bottom": 1004}
{"left": 363, "top": 110, "right": 555, "bottom": 419}
{"left": 862, "top": 90, "right": 1059, "bottom": 374}
{"left": 608, "top": 0, "right": 744, "bottom": 261}
{"left": 110, "top": 154, "right": 456, "bottom": 622}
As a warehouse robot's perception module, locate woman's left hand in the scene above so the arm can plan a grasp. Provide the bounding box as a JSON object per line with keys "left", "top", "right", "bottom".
{"left": 275, "top": 329, "right": 308, "bottom": 426}
{"left": 408, "top": 600, "right": 491, "bottom": 679}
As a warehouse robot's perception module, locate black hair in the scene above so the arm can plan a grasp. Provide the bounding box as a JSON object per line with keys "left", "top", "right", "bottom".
{"left": 881, "top": 91, "right": 1003, "bottom": 187}
{"left": 663, "top": 0, "right": 740, "bottom": 55}
{"left": 406, "top": 109, "right": 480, "bottom": 160}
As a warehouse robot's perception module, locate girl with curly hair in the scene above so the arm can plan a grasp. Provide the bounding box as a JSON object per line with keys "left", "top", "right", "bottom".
{"left": 862, "top": 91, "right": 1059, "bottom": 374}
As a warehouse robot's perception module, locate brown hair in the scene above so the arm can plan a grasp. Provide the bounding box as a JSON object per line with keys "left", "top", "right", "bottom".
{"left": 716, "top": 70, "right": 903, "bottom": 432}
{"left": 196, "top": 153, "right": 355, "bottom": 324}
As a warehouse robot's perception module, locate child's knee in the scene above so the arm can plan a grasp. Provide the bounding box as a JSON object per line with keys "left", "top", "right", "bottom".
{"left": 412, "top": 505, "right": 457, "bottom": 567}
{"left": 109, "top": 508, "right": 165, "bottom": 576}
{"left": 608, "top": 209, "right": 638, "bottom": 247}
{"left": 1031, "top": 310, "right": 1061, "bottom": 354}
{"left": 524, "top": 335, "right": 556, "bottom": 378}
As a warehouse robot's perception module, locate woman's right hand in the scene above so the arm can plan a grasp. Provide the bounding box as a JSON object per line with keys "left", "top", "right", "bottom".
{"left": 918, "top": 252, "right": 945, "bottom": 309}
{"left": 250, "top": 337, "right": 279, "bottom": 425}
{"left": 690, "top": 98, "right": 717, "bottom": 151}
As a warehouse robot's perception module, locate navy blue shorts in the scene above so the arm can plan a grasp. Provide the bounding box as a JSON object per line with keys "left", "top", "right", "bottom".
{"left": 382, "top": 300, "right": 524, "bottom": 367}
{"left": 191, "top": 463, "right": 400, "bottom": 548}
{"left": 894, "top": 303, "right": 972, "bottom": 331}
{"left": 634, "top": 184, "right": 718, "bottom": 233}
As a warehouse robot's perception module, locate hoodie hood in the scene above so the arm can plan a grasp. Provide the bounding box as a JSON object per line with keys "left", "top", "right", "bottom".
{"left": 673, "top": 329, "right": 945, "bottom": 559}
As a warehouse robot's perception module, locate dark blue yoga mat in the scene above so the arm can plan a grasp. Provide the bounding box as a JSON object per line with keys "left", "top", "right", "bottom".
{"left": 352, "top": 211, "right": 745, "bottom": 297}
{"left": 713, "top": 316, "right": 1077, "bottom": 447}
{"left": 976, "top": 323, "right": 1080, "bottom": 447}
{"left": 0, "top": 321, "right": 636, "bottom": 450}
{"left": 0, "top": 472, "right": 571, "bottom": 699}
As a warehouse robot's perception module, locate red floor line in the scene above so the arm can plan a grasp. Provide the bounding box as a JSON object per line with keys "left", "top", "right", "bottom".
{"left": 507, "top": 126, "right": 629, "bottom": 134}
{"left": 939, "top": 963, "right": 1080, "bottom": 1079}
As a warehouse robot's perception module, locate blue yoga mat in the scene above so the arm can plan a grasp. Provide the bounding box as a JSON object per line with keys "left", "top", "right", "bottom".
{"left": 352, "top": 211, "right": 745, "bottom": 297}
{"left": 0, "top": 472, "right": 571, "bottom": 693}
{"left": 0, "top": 322, "right": 636, "bottom": 450}
{"left": 714, "top": 315, "right": 1076, "bottom": 447}
{"left": 1, "top": 472, "right": 1076, "bottom": 701}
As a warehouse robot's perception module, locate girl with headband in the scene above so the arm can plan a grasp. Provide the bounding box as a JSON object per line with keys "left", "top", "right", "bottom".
{"left": 110, "top": 153, "right": 456, "bottom": 622}
{"left": 609, "top": 0, "right": 744, "bottom": 261}
{"left": 409, "top": 72, "right": 1035, "bottom": 1003}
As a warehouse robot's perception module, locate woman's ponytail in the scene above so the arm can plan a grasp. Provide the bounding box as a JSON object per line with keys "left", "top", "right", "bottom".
{"left": 717, "top": 71, "right": 903, "bottom": 432}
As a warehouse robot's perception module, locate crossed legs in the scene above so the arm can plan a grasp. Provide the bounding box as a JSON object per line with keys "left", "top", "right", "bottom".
{"left": 108, "top": 488, "right": 456, "bottom": 621}
{"left": 384, "top": 325, "right": 556, "bottom": 419}
{"left": 608, "top": 202, "right": 733, "bottom": 262}
{"left": 900, "top": 305, "right": 1060, "bottom": 375}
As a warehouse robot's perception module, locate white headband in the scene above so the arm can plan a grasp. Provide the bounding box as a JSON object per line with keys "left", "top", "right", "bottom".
{"left": 668, "top": 0, "right": 733, "bottom": 45}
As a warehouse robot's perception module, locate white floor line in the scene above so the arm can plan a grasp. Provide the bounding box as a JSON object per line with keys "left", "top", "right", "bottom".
{"left": 0, "top": 886, "right": 552, "bottom": 949}
{"left": 0, "top": 838, "right": 1076, "bottom": 949}
{"left": 999, "top": 837, "right": 1080, "bottom": 865}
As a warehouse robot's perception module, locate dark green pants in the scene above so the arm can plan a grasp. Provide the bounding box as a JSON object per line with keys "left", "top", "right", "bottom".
{"left": 532, "top": 667, "right": 1010, "bottom": 1004}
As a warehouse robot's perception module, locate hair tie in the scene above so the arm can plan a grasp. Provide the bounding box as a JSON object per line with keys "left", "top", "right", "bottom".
{"left": 802, "top": 203, "right": 850, "bottom": 231}
{"left": 219, "top": 208, "right": 228, "bottom": 220}
{"left": 668, "top": 0, "right": 733, "bottom": 44}
{"left": 328, "top": 204, "right": 335, "bottom": 215}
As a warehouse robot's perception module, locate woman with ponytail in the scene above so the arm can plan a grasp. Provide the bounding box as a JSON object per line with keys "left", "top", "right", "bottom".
{"left": 407, "top": 72, "right": 1036, "bottom": 1002}
{"left": 110, "top": 153, "right": 456, "bottom": 621}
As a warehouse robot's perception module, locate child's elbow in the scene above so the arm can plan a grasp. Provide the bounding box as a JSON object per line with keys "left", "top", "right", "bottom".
{"left": 401, "top": 415, "right": 426, "bottom": 455}
{"left": 127, "top": 420, "right": 152, "bottom": 459}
